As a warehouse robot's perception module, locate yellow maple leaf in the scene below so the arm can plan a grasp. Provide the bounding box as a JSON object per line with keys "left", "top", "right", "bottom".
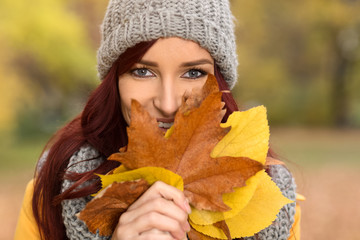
{"left": 190, "top": 170, "right": 293, "bottom": 239}
{"left": 211, "top": 106, "right": 270, "bottom": 164}
{"left": 98, "top": 167, "right": 184, "bottom": 192}
{"left": 188, "top": 168, "right": 258, "bottom": 225}
{"left": 188, "top": 106, "right": 293, "bottom": 239}
{"left": 189, "top": 106, "right": 268, "bottom": 226}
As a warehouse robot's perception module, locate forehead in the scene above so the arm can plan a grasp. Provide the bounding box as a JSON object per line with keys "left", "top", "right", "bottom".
{"left": 141, "top": 37, "right": 214, "bottom": 63}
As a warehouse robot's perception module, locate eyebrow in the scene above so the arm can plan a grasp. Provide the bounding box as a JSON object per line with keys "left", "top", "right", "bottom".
{"left": 138, "top": 59, "right": 214, "bottom": 67}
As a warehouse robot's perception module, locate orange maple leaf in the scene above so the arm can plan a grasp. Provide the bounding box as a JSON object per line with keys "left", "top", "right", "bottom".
{"left": 79, "top": 75, "right": 264, "bottom": 238}
{"left": 108, "top": 75, "right": 263, "bottom": 212}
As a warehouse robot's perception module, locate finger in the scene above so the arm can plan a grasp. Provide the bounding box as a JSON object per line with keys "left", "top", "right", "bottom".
{"left": 112, "top": 227, "right": 175, "bottom": 240}
{"left": 140, "top": 229, "right": 189, "bottom": 240}
{"left": 129, "top": 181, "right": 191, "bottom": 214}
{"left": 139, "top": 234, "right": 174, "bottom": 240}
{"left": 120, "top": 197, "right": 190, "bottom": 232}
{"left": 139, "top": 230, "right": 174, "bottom": 240}
{"left": 134, "top": 211, "right": 187, "bottom": 240}
{"left": 140, "top": 229, "right": 171, "bottom": 237}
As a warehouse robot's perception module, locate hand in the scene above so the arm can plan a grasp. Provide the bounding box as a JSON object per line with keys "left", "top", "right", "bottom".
{"left": 111, "top": 181, "right": 191, "bottom": 240}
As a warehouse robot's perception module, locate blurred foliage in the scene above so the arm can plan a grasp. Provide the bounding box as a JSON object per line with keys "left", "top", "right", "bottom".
{"left": 0, "top": 0, "right": 359, "bottom": 140}
{"left": 0, "top": 0, "right": 107, "bottom": 137}
{"left": 231, "top": 0, "right": 360, "bottom": 127}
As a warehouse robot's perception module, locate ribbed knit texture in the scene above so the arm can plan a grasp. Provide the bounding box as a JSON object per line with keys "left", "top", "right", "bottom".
{"left": 61, "top": 146, "right": 108, "bottom": 239}
{"left": 97, "top": 0, "right": 238, "bottom": 89}
{"left": 61, "top": 145, "right": 296, "bottom": 239}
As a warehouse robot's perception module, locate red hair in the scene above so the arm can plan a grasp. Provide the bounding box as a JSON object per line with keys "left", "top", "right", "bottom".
{"left": 32, "top": 39, "right": 252, "bottom": 239}
{"left": 32, "top": 41, "right": 156, "bottom": 239}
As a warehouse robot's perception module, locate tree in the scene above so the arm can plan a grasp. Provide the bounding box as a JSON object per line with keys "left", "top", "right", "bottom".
{"left": 0, "top": 0, "right": 104, "bottom": 135}
{"left": 230, "top": 0, "right": 360, "bottom": 127}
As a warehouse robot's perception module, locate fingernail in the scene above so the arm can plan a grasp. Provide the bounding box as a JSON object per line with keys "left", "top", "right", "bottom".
{"left": 184, "top": 199, "right": 191, "bottom": 214}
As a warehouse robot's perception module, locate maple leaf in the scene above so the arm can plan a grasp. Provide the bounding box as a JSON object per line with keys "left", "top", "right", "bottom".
{"left": 190, "top": 169, "right": 293, "bottom": 239}
{"left": 187, "top": 226, "right": 222, "bottom": 240}
{"left": 79, "top": 75, "right": 292, "bottom": 239}
{"left": 77, "top": 180, "right": 149, "bottom": 236}
{"left": 108, "top": 75, "right": 263, "bottom": 212}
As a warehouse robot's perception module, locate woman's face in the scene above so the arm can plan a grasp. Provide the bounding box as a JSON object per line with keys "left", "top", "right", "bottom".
{"left": 118, "top": 37, "right": 214, "bottom": 131}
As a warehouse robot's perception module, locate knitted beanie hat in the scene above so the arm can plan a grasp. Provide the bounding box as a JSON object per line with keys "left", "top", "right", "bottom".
{"left": 97, "top": 0, "right": 238, "bottom": 89}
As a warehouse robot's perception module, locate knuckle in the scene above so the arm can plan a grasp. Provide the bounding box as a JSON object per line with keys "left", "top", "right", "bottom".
{"left": 152, "top": 197, "right": 167, "bottom": 209}
{"left": 152, "top": 180, "right": 165, "bottom": 189}
{"left": 146, "top": 211, "right": 159, "bottom": 223}
{"left": 113, "top": 224, "right": 129, "bottom": 239}
{"left": 145, "top": 235, "right": 166, "bottom": 240}
{"left": 118, "top": 211, "right": 129, "bottom": 225}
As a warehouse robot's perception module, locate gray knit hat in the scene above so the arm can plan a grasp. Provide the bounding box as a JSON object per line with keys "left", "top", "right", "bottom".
{"left": 97, "top": 0, "right": 238, "bottom": 89}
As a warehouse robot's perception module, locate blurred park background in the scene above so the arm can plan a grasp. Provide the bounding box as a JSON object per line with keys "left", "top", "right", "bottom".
{"left": 0, "top": 0, "right": 359, "bottom": 239}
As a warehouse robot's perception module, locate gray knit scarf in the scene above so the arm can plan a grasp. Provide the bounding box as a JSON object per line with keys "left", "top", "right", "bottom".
{"left": 60, "top": 145, "right": 296, "bottom": 239}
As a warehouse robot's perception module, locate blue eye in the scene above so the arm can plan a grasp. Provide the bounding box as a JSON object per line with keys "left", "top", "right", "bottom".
{"left": 182, "top": 69, "right": 207, "bottom": 79}
{"left": 131, "top": 68, "right": 154, "bottom": 77}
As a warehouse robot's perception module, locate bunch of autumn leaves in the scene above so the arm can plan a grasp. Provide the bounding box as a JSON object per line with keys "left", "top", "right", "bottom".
{"left": 78, "top": 75, "right": 292, "bottom": 239}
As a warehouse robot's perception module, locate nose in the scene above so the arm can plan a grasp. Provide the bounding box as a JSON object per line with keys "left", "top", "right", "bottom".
{"left": 153, "top": 78, "right": 182, "bottom": 117}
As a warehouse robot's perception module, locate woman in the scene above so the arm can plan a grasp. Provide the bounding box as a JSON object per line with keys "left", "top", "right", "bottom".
{"left": 15, "top": 0, "right": 297, "bottom": 239}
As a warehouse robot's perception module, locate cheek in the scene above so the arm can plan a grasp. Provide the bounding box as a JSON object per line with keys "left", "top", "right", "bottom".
{"left": 179, "top": 78, "right": 208, "bottom": 95}
{"left": 118, "top": 78, "right": 155, "bottom": 124}
{"left": 119, "top": 90, "right": 132, "bottom": 125}
{"left": 118, "top": 78, "right": 135, "bottom": 125}
{"left": 119, "top": 81, "right": 154, "bottom": 106}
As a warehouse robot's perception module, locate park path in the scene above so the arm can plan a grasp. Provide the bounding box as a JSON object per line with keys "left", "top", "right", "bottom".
{"left": 297, "top": 165, "right": 360, "bottom": 240}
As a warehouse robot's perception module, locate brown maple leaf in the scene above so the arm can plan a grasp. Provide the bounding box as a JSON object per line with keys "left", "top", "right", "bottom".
{"left": 78, "top": 179, "right": 149, "bottom": 236}
{"left": 187, "top": 220, "right": 231, "bottom": 240}
{"left": 108, "top": 75, "right": 263, "bottom": 212}
{"left": 79, "top": 75, "right": 264, "bottom": 238}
